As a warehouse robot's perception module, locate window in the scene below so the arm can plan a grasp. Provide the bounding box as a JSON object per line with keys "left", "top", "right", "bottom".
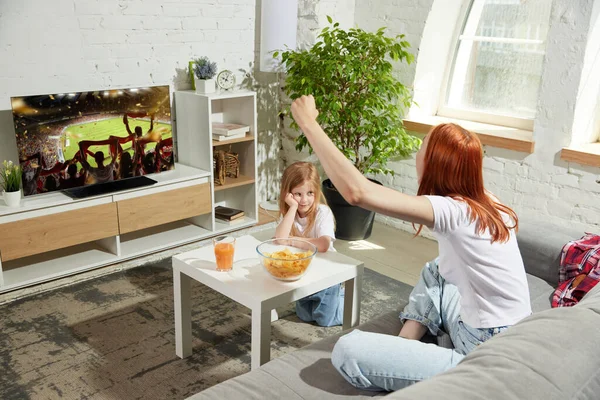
{"left": 439, "top": 0, "right": 553, "bottom": 130}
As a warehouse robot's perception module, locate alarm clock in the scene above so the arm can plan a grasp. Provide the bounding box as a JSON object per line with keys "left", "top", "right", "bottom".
{"left": 216, "top": 70, "right": 236, "bottom": 91}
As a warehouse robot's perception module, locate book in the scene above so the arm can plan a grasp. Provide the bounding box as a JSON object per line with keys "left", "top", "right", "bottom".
{"left": 215, "top": 206, "right": 245, "bottom": 221}
{"left": 212, "top": 122, "right": 250, "bottom": 136}
{"left": 215, "top": 215, "right": 246, "bottom": 225}
{"left": 222, "top": 211, "right": 245, "bottom": 221}
{"left": 212, "top": 132, "right": 247, "bottom": 142}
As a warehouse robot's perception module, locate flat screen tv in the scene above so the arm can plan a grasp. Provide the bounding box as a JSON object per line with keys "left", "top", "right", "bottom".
{"left": 10, "top": 85, "right": 174, "bottom": 197}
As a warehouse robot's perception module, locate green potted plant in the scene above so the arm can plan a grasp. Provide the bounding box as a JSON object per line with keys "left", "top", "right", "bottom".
{"left": 192, "top": 56, "right": 218, "bottom": 94}
{"left": 1, "top": 160, "right": 22, "bottom": 207}
{"left": 278, "top": 18, "right": 421, "bottom": 240}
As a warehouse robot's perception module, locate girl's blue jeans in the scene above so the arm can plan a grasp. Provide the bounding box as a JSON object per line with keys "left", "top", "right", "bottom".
{"left": 296, "top": 284, "right": 344, "bottom": 327}
{"left": 331, "top": 258, "right": 508, "bottom": 391}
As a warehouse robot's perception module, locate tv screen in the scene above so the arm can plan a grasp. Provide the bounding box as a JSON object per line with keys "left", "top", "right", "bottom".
{"left": 11, "top": 85, "right": 174, "bottom": 197}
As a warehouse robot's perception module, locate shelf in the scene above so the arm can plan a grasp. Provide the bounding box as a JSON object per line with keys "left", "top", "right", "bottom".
{"left": 214, "top": 175, "right": 255, "bottom": 191}
{"left": 149, "top": 163, "right": 211, "bottom": 184}
{"left": 178, "top": 89, "right": 256, "bottom": 101}
{"left": 0, "top": 163, "right": 211, "bottom": 219}
{"left": 0, "top": 218, "right": 245, "bottom": 293}
{"left": 560, "top": 143, "right": 600, "bottom": 167}
{"left": 0, "top": 90, "right": 257, "bottom": 296}
{"left": 214, "top": 216, "right": 257, "bottom": 234}
{"left": 403, "top": 115, "right": 535, "bottom": 153}
{"left": 212, "top": 135, "right": 255, "bottom": 146}
{"left": 1, "top": 242, "right": 119, "bottom": 290}
{"left": 119, "top": 220, "right": 213, "bottom": 259}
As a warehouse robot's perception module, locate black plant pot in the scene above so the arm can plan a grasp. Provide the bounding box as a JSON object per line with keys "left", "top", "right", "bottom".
{"left": 322, "top": 179, "right": 379, "bottom": 241}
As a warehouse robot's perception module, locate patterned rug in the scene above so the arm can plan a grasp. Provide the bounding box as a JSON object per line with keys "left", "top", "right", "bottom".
{"left": 0, "top": 256, "right": 413, "bottom": 400}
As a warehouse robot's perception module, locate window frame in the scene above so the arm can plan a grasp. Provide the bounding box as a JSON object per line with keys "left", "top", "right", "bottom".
{"left": 436, "top": 0, "right": 548, "bottom": 131}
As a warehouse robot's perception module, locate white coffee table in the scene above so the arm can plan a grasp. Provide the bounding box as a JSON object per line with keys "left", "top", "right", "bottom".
{"left": 172, "top": 235, "right": 364, "bottom": 370}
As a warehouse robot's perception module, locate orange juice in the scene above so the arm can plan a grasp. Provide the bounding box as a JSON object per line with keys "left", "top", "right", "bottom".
{"left": 214, "top": 242, "right": 235, "bottom": 271}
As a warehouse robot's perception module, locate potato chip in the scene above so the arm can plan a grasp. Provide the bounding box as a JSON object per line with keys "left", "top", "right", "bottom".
{"left": 262, "top": 248, "right": 313, "bottom": 279}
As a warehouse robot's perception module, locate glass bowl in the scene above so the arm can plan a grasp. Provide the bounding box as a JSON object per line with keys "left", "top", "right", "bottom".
{"left": 256, "top": 238, "right": 317, "bottom": 281}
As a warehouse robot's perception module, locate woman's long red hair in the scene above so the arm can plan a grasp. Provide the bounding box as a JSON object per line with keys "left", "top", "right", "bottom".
{"left": 416, "top": 123, "right": 518, "bottom": 243}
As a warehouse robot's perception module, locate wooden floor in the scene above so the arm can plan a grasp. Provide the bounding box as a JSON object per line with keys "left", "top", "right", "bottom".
{"left": 252, "top": 220, "right": 438, "bottom": 286}
{"left": 257, "top": 206, "right": 279, "bottom": 227}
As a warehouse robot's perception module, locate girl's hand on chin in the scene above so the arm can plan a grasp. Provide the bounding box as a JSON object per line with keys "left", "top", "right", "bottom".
{"left": 285, "top": 193, "right": 299, "bottom": 208}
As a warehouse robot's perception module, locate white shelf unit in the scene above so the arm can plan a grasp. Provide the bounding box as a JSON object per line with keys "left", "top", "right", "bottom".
{"left": 0, "top": 91, "right": 259, "bottom": 294}
{"left": 2, "top": 242, "right": 120, "bottom": 289}
{"left": 174, "top": 90, "right": 259, "bottom": 236}
{"left": 0, "top": 162, "right": 210, "bottom": 218}
{"left": 0, "top": 164, "right": 215, "bottom": 293}
{"left": 119, "top": 220, "right": 213, "bottom": 259}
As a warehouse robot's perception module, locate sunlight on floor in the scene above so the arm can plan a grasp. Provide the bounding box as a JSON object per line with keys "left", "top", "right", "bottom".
{"left": 347, "top": 240, "right": 385, "bottom": 250}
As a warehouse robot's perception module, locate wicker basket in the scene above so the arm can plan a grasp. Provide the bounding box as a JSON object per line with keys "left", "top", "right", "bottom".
{"left": 213, "top": 148, "right": 240, "bottom": 186}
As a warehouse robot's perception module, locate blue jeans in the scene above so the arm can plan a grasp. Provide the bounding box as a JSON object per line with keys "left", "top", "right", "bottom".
{"left": 296, "top": 284, "right": 344, "bottom": 327}
{"left": 331, "top": 258, "right": 508, "bottom": 391}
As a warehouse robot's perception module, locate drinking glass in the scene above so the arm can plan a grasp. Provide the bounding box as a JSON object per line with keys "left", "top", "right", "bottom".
{"left": 213, "top": 236, "right": 236, "bottom": 272}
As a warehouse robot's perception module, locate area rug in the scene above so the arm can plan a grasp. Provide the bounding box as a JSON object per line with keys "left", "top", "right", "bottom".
{"left": 0, "top": 257, "right": 414, "bottom": 400}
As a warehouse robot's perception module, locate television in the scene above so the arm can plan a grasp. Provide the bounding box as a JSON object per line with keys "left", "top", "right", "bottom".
{"left": 10, "top": 85, "right": 174, "bottom": 197}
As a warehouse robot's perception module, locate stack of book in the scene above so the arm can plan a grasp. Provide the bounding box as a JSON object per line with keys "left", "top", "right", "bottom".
{"left": 215, "top": 206, "right": 245, "bottom": 225}
{"left": 212, "top": 123, "right": 250, "bottom": 141}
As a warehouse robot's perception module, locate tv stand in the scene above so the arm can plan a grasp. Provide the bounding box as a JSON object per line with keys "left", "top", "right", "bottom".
{"left": 0, "top": 91, "right": 259, "bottom": 294}
{"left": 63, "top": 176, "right": 157, "bottom": 199}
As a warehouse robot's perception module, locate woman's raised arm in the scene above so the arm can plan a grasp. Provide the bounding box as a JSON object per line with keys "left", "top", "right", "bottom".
{"left": 291, "top": 95, "right": 434, "bottom": 228}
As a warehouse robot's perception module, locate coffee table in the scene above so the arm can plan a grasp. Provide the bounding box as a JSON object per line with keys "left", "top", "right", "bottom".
{"left": 172, "top": 235, "right": 364, "bottom": 370}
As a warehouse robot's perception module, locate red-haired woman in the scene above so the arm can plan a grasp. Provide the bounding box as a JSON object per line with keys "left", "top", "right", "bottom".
{"left": 290, "top": 95, "right": 531, "bottom": 391}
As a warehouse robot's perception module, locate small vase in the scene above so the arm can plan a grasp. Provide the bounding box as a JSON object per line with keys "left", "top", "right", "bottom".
{"left": 3, "top": 190, "right": 21, "bottom": 208}
{"left": 195, "top": 77, "right": 215, "bottom": 94}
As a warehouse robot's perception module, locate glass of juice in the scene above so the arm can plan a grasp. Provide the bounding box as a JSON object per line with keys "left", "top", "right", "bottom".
{"left": 213, "top": 236, "right": 236, "bottom": 272}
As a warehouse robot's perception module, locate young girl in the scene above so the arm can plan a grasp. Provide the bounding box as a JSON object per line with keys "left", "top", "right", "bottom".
{"left": 275, "top": 161, "right": 343, "bottom": 327}
{"left": 290, "top": 95, "right": 531, "bottom": 391}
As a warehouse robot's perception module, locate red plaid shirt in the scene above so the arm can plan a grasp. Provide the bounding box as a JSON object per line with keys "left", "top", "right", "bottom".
{"left": 552, "top": 233, "right": 600, "bottom": 308}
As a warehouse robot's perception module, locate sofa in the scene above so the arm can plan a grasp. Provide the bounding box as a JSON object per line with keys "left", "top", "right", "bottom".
{"left": 190, "top": 220, "right": 600, "bottom": 399}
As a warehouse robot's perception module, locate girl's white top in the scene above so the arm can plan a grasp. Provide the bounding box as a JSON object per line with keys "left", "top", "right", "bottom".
{"left": 294, "top": 204, "right": 336, "bottom": 252}
{"left": 425, "top": 195, "right": 532, "bottom": 328}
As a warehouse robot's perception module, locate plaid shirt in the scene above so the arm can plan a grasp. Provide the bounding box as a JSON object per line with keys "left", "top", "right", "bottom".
{"left": 552, "top": 233, "right": 600, "bottom": 308}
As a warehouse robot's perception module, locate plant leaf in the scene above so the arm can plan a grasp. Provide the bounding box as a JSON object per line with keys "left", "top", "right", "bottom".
{"left": 279, "top": 18, "right": 418, "bottom": 174}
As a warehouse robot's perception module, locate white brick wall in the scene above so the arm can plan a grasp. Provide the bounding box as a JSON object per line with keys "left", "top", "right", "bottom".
{"left": 284, "top": 0, "right": 355, "bottom": 138}
{"left": 295, "top": 0, "right": 355, "bottom": 50}
{"left": 282, "top": 0, "right": 600, "bottom": 237}
{"left": 316, "top": 0, "right": 355, "bottom": 29}
{"left": 0, "top": 0, "right": 256, "bottom": 109}
{"left": 355, "top": 0, "right": 433, "bottom": 85}
{"left": 0, "top": 0, "right": 275, "bottom": 197}
{"left": 7, "top": 0, "right": 594, "bottom": 233}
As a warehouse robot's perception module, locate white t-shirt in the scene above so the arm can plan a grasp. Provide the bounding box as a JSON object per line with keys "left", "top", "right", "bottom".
{"left": 294, "top": 204, "right": 336, "bottom": 252}
{"left": 425, "top": 195, "right": 532, "bottom": 328}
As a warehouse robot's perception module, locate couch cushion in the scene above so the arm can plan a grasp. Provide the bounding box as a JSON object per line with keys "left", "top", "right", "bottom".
{"left": 184, "top": 368, "right": 304, "bottom": 400}
{"left": 527, "top": 273, "right": 554, "bottom": 312}
{"left": 385, "top": 288, "right": 600, "bottom": 400}
{"left": 517, "top": 219, "right": 584, "bottom": 285}
{"left": 576, "top": 281, "right": 600, "bottom": 310}
{"left": 190, "top": 220, "right": 579, "bottom": 400}
{"left": 191, "top": 310, "right": 402, "bottom": 399}
{"left": 191, "top": 274, "right": 556, "bottom": 400}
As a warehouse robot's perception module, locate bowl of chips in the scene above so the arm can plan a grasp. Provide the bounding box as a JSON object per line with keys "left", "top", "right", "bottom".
{"left": 256, "top": 238, "right": 317, "bottom": 281}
